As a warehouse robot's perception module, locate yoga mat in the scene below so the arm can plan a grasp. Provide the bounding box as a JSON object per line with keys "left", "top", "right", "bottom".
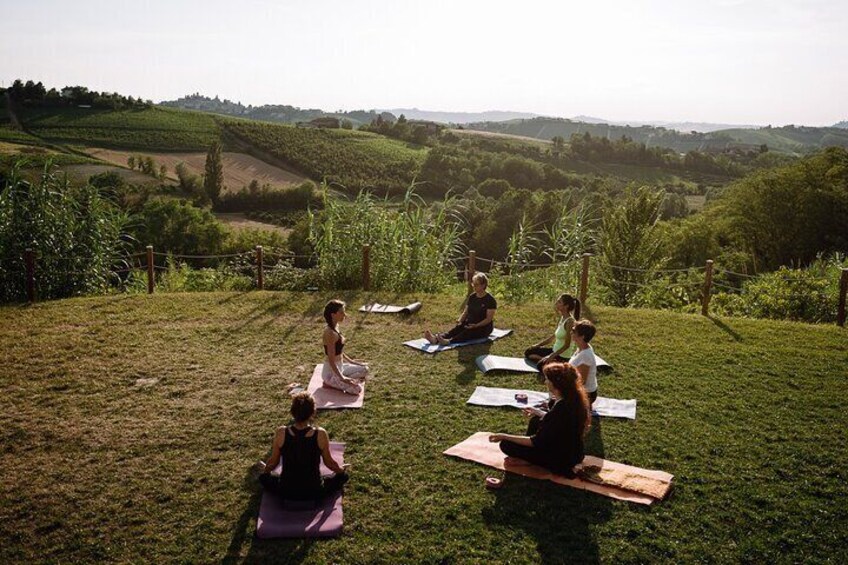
{"left": 359, "top": 301, "right": 422, "bottom": 314}
{"left": 476, "top": 353, "right": 612, "bottom": 373}
{"left": 466, "top": 386, "right": 637, "bottom": 419}
{"left": 307, "top": 364, "right": 365, "bottom": 409}
{"left": 403, "top": 328, "right": 513, "bottom": 353}
{"left": 443, "top": 432, "right": 672, "bottom": 504}
{"left": 256, "top": 442, "right": 346, "bottom": 538}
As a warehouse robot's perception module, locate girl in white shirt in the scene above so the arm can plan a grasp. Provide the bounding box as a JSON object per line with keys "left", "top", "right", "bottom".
{"left": 568, "top": 320, "right": 598, "bottom": 405}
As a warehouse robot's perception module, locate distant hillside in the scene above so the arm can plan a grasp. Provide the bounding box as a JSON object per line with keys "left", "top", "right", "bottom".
{"left": 381, "top": 108, "right": 537, "bottom": 124}
{"left": 18, "top": 106, "right": 220, "bottom": 151}
{"left": 834, "top": 121, "right": 848, "bottom": 129}
{"left": 463, "top": 117, "right": 848, "bottom": 154}
{"left": 573, "top": 115, "right": 760, "bottom": 133}
{"left": 159, "top": 94, "right": 393, "bottom": 127}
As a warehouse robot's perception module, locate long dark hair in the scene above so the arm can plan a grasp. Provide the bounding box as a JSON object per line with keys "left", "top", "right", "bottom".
{"left": 323, "top": 299, "right": 345, "bottom": 328}
{"left": 543, "top": 362, "right": 591, "bottom": 437}
{"left": 558, "top": 293, "right": 581, "bottom": 320}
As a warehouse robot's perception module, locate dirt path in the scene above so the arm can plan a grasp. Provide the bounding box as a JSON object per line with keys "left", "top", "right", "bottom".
{"left": 84, "top": 148, "right": 307, "bottom": 193}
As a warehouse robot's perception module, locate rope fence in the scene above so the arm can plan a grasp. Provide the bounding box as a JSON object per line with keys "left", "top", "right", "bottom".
{"left": 6, "top": 246, "right": 848, "bottom": 327}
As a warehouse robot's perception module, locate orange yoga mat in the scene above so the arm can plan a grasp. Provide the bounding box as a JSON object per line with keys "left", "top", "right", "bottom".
{"left": 443, "top": 432, "right": 673, "bottom": 505}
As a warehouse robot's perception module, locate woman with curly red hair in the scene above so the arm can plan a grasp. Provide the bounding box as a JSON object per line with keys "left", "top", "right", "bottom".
{"left": 489, "top": 362, "right": 591, "bottom": 476}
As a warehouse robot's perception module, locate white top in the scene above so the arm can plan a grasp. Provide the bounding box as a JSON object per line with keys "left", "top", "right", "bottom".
{"left": 569, "top": 345, "right": 598, "bottom": 393}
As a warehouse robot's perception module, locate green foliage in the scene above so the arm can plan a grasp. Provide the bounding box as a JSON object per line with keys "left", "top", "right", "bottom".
{"left": 714, "top": 147, "right": 848, "bottom": 271}
{"left": 710, "top": 257, "right": 846, "bottom": 323}
{"left": 597, "top": 186, "right": 667, "bottom": 306}
{"left": 216, "top": 181, "right": 319, "bottom": 212}
{"left": 128, "top": 199, "right": 227, "bottom": 256}
{"left": 309, "top": 186, "right": 464, "bottom": 291}
{"left": 0, "top": 164, "right": 128, "bottom": 302}
{"left": 204, "top": 141, "right": 224, "bottom": 205}
{"left": 222, "top": 119, "right": 426, "bottom": 195}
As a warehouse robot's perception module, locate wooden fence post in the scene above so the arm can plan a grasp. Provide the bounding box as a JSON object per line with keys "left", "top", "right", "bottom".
{"left": 579, "top": 253, "right": 591, "bottom": 306}
{"left": 256, "top": 245, "right": 264, "bottom": 290}
{"left": 362, "top": 244, "right": 370, "bottom": 291}
{"left": 25, "top": 248, "right": 35, "bottom": 303}
{"left": 146, "top": 245, "right": 154, "bottom": 294}
{"left": 467, "top": 250, "right": 476, "bottom": 295}
{"left": 837, "top": 268, "right": 848, "bottom": 328}
{"left": 701, "top": 259, "right": 714, "bottom": 316}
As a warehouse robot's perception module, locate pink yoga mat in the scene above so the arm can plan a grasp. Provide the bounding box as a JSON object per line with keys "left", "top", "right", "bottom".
{"left": 255, "top": 442, "right": 346, "bottom": 538}
{"left": 443, "top": 432, "right": 673, "bottom": 505}
{"left": 307, "top": 364, "right": 365, "bottom": 409}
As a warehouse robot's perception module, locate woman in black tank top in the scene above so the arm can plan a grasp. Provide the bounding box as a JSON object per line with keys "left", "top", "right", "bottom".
{"left": 256, "top": 392, "right": 349, "bottom": 504}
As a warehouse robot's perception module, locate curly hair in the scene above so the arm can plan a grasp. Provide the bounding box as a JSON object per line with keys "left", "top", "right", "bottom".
{"left": 290, "top": 391, "right": 316, "bottom": 423}
{"left": 542, "top": 362, "right": 591, "bottom": 437}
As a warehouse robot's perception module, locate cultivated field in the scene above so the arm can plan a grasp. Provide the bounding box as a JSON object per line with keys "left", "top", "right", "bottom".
{"left": 213, "top": 212, "right": 291, "bottom": 235}
{"left": 1, "top": 292, "right": 846, "bottom": 563}
{"left": 85, "top": 148, "right": 308, "bottom": 192}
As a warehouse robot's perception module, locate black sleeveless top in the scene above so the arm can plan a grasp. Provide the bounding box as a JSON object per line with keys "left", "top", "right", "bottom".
{"left": 280, "top": 426, "right": 322, "bottom": 495}
{"left": 323, "top": 326, "right": 344, "bottom": 356}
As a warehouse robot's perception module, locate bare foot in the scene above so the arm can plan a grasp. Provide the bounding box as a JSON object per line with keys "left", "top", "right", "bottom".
{"left": 424, "top": 329, "right": 437, "bottom": 345}
{"left": 437, "top": 335, "right": 450, "bottom": 346}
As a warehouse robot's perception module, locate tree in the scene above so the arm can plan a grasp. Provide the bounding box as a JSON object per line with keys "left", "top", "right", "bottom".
{"left": 127, "top": 155, "right": 136, "bottom": 170}
{"left": 551, "top": 135, "right": 565, "bottom": 157}
{"left": 204, "top": 141, "right": 224, "bottom": 206}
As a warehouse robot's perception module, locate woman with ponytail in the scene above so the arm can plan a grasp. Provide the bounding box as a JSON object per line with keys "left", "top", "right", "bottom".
{"left": 489, "top": 362, "right": 591, "bottom": 477}
{"left": 321, "top": 299, "right": 369, "bottom": 394}
{"left": 524, "top": 294, "right": 581, "bottom": 368}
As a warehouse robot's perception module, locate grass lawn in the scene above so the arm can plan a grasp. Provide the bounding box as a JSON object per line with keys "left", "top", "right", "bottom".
{"left": 1, "top": 292, "right": 846, "bottom": 563}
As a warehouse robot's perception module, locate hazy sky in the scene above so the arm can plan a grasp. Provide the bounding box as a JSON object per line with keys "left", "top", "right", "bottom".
{"left": 2, "top": 0, "right": 846, "bottom": 125}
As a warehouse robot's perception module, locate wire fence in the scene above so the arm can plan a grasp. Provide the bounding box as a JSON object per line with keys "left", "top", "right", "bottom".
{"left": 3, "top": 247, "right": 847, "bottom": 326}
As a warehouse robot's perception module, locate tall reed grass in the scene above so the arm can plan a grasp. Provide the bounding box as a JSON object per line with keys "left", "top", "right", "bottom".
{"left": 309, "top": 184, "right": 465, "bottom": 292}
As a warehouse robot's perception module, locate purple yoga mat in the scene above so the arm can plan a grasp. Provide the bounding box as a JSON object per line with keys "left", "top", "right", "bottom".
{"left": 255, "top": 442, "right": 346, "bottom": 538}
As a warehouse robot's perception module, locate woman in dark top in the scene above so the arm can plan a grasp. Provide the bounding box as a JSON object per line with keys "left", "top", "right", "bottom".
{"left": 489, "top": 362, "right": 591, "bottom": 476}
{"left": 424, "top": 272, "right": 497, "bottom": 345}
{"left": 256, "top": 392, "right": 349, "bottom": 504}
{"left": 321, "top": 299, "right": 369, "bottom": 394}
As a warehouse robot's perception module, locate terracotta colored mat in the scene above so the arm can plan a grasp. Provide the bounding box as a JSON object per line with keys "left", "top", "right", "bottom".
{"left": 444, "top": 432, "right": 673, "bottom": 505}
{"left": 256, "top": 442, "right": 346, "bottom": 538}
{"left": 307, "top": 364, "right": 365, "bottom": 409}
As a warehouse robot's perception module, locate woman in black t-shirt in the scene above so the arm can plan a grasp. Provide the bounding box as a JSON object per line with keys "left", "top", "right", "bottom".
{"left": 424, "top": 272, "right": 497, "bottom": 345}
{"left": 489, "top": 362, "right": 591, "bottom": 477}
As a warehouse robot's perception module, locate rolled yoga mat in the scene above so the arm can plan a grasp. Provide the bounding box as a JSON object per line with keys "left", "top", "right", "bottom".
{"left": 359, "top": 301, "right": 422, "bottom": 314}
{"left": 404, "top": 328, "right": 513, "bottom": 353}
{"left": 256, "top": 442, "right": 346, "bottom": 538}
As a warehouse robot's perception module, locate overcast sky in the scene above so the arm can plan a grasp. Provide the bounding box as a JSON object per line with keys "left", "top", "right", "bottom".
{"left": 2, "top": 0, "right": 846, "bottom": 126}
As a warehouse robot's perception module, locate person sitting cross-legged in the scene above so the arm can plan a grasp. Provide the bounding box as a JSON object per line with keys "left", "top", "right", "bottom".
{"left": 256, "top": 392, "right": 349, "bottom": 506}
{"left": 489, "top": 362, "right": 591, "bottom": 477}
{"left": 424, "top": 272, "right": 497, "bottom": 346}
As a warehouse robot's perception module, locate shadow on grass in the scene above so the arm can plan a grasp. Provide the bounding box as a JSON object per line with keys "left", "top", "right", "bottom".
{"left": 222, "top": 466, "right": 315, "bottom": 565}
{"left": 481, "top": 418, "right": 611, "bottom": 564}
{"left": 708, "top": 315, "right": 743, "bottom": 342}
{"left": 456, "top": 342, "right": 492, "bottom": 385}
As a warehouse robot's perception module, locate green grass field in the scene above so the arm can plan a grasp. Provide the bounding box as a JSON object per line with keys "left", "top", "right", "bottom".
{"left": 18, "top": 107, "right": 221, "bottom": 151}
{"left": 1, "top": 292, "right": 846, "bottom": 563}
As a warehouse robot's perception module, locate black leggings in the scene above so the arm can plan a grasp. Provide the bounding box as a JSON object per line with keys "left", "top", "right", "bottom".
{"left": 524, "top": 347, "right": 566, "bottom": 368}
{"left": 259, "top": 472, "right": 349, "bottom": 506}
{"left": 441, "top": 322, "right": 493, "bottom": 343}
